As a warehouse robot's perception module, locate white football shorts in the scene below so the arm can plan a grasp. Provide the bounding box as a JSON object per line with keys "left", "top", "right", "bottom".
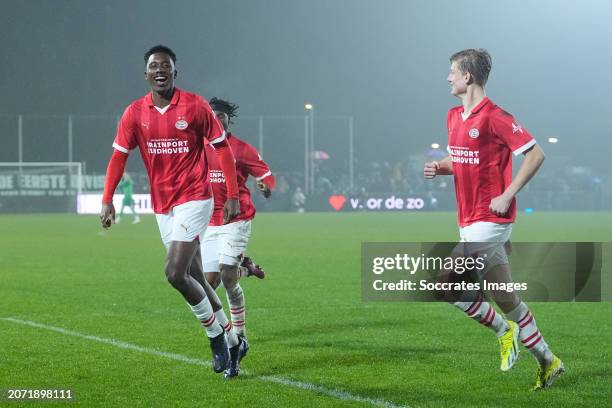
{"left": 201, "top": 220, "right": 252, "bottom": 272}
{"left": 155, "top": 199, "right": 213, "bottom": 249}
{"left": 455, "top": 221, "right": 513, "bottom": 269}
{"left": 459, "top": 221, "right": 513, "bottom": 243}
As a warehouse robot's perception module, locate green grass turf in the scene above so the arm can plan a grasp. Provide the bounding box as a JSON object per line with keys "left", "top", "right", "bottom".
{"left": 0, "top": 212, "right": 611, "bottom": 407}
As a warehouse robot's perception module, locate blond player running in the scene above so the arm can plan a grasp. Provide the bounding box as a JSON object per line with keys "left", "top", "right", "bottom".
{"left": 424, "top": 49, "right": 563, "bottom": 390}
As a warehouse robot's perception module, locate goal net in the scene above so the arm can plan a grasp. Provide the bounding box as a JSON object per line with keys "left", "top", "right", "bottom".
{"left": 0, "top": 162, "right": 83, "bottom": 213}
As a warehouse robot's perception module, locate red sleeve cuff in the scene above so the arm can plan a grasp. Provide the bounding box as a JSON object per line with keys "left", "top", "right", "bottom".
{"left": 261, "top": 174, "right": 276, "bottom": 191}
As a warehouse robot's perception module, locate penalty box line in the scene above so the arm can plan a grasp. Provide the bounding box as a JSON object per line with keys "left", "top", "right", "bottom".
{"left": 1, "top": 317, "right": 407, "bottom": 408}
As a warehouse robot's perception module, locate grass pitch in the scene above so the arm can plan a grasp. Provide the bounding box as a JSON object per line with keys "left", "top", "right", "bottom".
{"left": 1, "top": 212, "right": 611, "bottom": 407}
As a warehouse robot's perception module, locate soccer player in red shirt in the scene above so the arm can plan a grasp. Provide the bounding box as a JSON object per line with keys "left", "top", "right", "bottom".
{"left": 99, "top": 45, "right": 240, "bottom": 374}
{"left": 200, "top": 97, "right": 275, "bottom": 378}
{"left": 424, "top": 49, "right": 563, "bottom": 389}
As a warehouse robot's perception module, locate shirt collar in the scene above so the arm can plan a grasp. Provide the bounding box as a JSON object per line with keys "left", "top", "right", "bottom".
{"left": 146, "top": 87, "right": 181, "bottom": 107}
{"left": 461, "top": 96, "right": 490, "bottom": 116}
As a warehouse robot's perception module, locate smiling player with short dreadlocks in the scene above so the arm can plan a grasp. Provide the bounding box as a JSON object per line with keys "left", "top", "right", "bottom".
{"left": 207, "top": 98, "right": 267, "bottom": 281}
{"left": 100, "top": 45, "right": 241, "bottom": 375}
{"left": 201, "top": 97, "right": 274, "bottom": 378}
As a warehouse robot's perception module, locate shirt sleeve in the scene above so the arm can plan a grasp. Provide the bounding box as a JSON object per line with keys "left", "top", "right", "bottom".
{"left": 241, "top": 143, "right": 273, "bottom": 181}
{"left": 212, "top": 140, "right": 239, "bottom": 199}
{"left": 446, "top": 109, "right": 453, "bottom": 135}
{"left": 102, "top": 150, "right": 128, "bottom": 204}
{"left": 490, "top": 109, "right": 536, "bottom": 156}
{"left": 112, "top": 105, "right": 137, "bottom": 153}
{"left": 446, "top": 109, "right": 454, "bottom": 154}
{"left": 198, "top": 97, "right": 226, "bottom": 145}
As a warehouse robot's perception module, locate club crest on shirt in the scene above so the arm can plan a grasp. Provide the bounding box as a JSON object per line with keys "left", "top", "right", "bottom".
{"left": 175, "top": 119, "right": 188, "bottom": 130}
{"left": 468, "top": 128, "right": 480, "bottom": 138}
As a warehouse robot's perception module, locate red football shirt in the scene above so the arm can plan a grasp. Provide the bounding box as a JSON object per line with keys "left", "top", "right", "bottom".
{"left": 447, "top": 97, "right": 536, "bottom": 227}
{"left": 112, "top": 88, "right": 225, "bottom": 214}
{"left": 207, "top": 133, "right": 272, "bottom": 226}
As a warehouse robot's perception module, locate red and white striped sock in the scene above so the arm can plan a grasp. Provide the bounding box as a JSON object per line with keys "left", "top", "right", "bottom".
{"left": 454, "top": 293, "right": 509, "bottom": 336}
{"left": 215, "top": 309, "right": 239, "bottom": 348}
{"left": 507, "top": 302, "right": 553, "bottom": 365}
{"left": 227, "top": 284, "right": 246, "bottom": 337}
{"left": 189, "top": 297, "right": 223, "bottom": 338}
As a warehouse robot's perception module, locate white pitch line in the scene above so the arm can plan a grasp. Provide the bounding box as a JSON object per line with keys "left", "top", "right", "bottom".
{"left": 1, "top": 317, "right": 407, "bottom": 408}
{"left": 259, "top": 375, "right": 407, "bottom": 408}
{"left": 1, "top": 317, "right": 207, "bottom": 366}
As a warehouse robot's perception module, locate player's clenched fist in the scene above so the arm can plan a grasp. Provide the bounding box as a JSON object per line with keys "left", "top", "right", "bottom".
{"left": 424, "top": 161, "right": 440, "bottom": 179}
{"left": 100, "top": 202, "right": 116, "bottom": 229}
{"left": 256, "top": 181, "right": 272, "bottom": 198}
{"left": 223, "top": 198, "right": 240, "bottom": 224}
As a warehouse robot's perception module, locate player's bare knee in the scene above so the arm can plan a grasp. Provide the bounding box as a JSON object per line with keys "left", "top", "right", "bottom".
{"left": 220, "top": 264, "right": 239, "bottom": 289}
{"left": 436, "top": 267, "right": 463, "bottom": 303}
{"left": 221, "top": 275, "right": 238, "bottom": 290}
{"left": 165, "top": 264, "right": 188, "bottom": 290}
{"left": 491, "top": 291, "right": 520, "bottom": 314}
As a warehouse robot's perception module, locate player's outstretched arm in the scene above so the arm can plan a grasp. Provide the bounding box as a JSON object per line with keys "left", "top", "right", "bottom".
{"left": 424, "top": 156, "right": 453, "bottom": 179}
{"left": 100, "top": 150, "right": 128, "bottom": 229}
{"left": 243, "top": 144, "right": 275, "bottom": 199}
{"left": 490, "top": 144, "right": 545, "bottom": 215}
